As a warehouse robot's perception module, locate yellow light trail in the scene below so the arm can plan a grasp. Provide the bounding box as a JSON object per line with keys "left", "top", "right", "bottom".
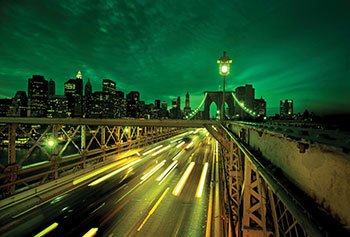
{"left": 140, "top": 160, "right": 166, "bottom": 183}
{"left": 170, "top": 138, "right": 182, "bottom": 143}
{"left": 173, "top": 162, "right": 195, "bottom": 196}
{"left": 82, "top": 227, "right": 98, "bottom": 237}
{"left": 196, "top": 162, "right": 209, "bottom": 198}
{"left": 137, "top": 187, "right": 170, "bottom": 231}
{"left": 73, "top": 159, "right": 127, "bottom": 185}
{"left": 88, "top": 159, "right": 141, "bottom": 186}
{"left": 142, "top": 145, "right": 163, "bottom": 156}
{"left": 156, "top": 160, "right": 178, "bottom": 181}
{"left": 158, "top": 163, "right": 178, "bottom": 185}
{"left": 176, "top": 141, "right": 185, "bottom": 148}
{"left": 152, "top": 145, "right": 170, "bottom": 156}
{"left": 34, "top": 222, "right": 58, "bottom": 237}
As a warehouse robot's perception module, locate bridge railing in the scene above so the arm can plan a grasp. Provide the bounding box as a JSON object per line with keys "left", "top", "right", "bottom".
{"left": 205, "top": 123, "right": 338, "bottom": 236}
{"left": 0, "top": 118, "right": 186, "bottom": 198}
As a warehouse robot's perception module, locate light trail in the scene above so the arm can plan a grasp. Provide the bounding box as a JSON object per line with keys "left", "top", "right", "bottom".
{"left": 170, "top": 138, "right": 182, "bottom": 143}
{"left": 158, "top": 163, "right": 178, "bottom": 185}
{"left": 137, "top": 187, "right": 170, "bottom": 231}
{"left": 82, "top": 227, "right": 98, "bottom": 237}
{"left": 88, "top": 159, "right": 141, "bottom": 186}
{"left": 73, "top": 159, "right": 127, "bottom": 185}
{"left": 142, "top": 145, "right": 163, "bottom": 156}
{"left": 140, "top": 160, "right": 166, "bottom": 184}
{"left": 156, "top": 160, "right": 178, "bottom": 181}
{"left": 196, "top": 162, "right": 209, "bottom": 198}
{"left": 152, "top": 145, "right": 170, "bottom": 156}
{"left": 176, "top": 141, "right": 185, "bottom": 148}
{"left": 34, "top": 222, "right": 58, "bottom": 237}
{"left": 173, "top": 162, "right": 195, "bottom": 196}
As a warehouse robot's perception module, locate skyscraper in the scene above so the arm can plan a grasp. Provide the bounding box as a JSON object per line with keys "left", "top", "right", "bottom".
{"left": 184, "top": 92, "right": 191, "bottom": 117}
{"left": 84, "top": 78, "right": 92, "bottom": 117}
{"left": 235, "top": 84, "right": 255, "bottom": 119}
{"left": 64, "top": 70, "right": 83, "bottom": 117}
{"left": 8, "top": 91, "right": 28, "bottom": 117}
{"left": 48, "top": 78, "right": 55, "bottom": 96}
{"left": 185, "top": 92, "right": 190, "bottom": 108}
{"left": 155, "top": 100, "right": 161, "bottom": 109}
{"left": 126, "top": 91, "right": 140, "bottom": 117}
{"left": 280, "top": 99, "right": 293, "bottom": 119}
{"left": 254, "top": 97, "right": 266, "bottom": 117}
{"left": 103, "top": 79, "right": 116, "bottom": 95}
{"left": 28, "top": 75, "right": 48, "bottom": 117}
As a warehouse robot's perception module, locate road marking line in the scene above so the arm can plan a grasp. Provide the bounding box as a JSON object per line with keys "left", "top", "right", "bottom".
{"left": 34, "top": 222, "right": 58, "bottom": 237}
{"left": 137, "top": 187, "right": 170, "bottom": 231}
{"left": 173, "top": 162, "right": 195, "bottom": 196}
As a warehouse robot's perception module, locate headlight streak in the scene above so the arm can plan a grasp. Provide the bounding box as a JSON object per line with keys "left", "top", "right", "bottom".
{"left": 173, "top": 162, "right": 195, "bottom": 196}
{"left": 152, "top": 145, "right": 170, "bottom": 156}
{"left": 172, "top": 150, "right": 183, "bottom": 161}
{"left": 142, "top": 145, "right": 163, "bottom": 156}
{"left": 156, "top": 160, "right": 178, "bottom": 182}
{"left": 176, "top": 141, "right": 185, "bottom": 148}
{"left": 73, "top": 159, "right": 127, "bottom": 185}
{"left": 196, "top": 162, "right": 209, "bottom": 198}
{"left": 158, "top": 163, "right": 178, "bottom": 185}
{"left": 140, "top": 160, "right": 166, "bottom": 184}
{"left": 34, "top": 222, "right": 58, "bottom": 237}
{"left": 82, "top": 227, "right": 98, "bottom": 237}
{"left": 88, "top": 159, "right": 141, "bottom": 186}
{"left": 170, "top": 138, "right": 182, "bottom": 143}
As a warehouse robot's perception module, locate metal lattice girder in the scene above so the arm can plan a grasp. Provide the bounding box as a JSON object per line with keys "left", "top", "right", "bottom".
{"left": 207, "top": 123, "right": 328, "bottom": 237}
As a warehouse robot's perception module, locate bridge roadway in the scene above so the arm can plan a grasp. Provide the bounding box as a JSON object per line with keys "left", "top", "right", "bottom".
{"left": 0, "top": 129, "right": 219, "bottom": 236}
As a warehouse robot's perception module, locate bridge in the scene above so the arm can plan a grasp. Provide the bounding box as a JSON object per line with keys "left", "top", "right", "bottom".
{"left": 0, "top": 92, "right": 349, "bottom": 236}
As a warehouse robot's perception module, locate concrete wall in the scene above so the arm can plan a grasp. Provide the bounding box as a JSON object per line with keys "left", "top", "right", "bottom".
{"left": 227, "top": 123, "right": 350, "bottom": 229}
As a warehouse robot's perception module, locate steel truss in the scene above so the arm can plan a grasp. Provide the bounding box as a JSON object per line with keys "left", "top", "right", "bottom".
{"left": 0, "top": 122, "right": 183, "bottom": 197}
{"left": 205, "top": 124, "right": 325, "bottom": 237}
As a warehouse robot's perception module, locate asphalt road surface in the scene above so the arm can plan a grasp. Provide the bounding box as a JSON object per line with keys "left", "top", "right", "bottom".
{"left": 0, "top": 128, "right": 217, "bottom": 237}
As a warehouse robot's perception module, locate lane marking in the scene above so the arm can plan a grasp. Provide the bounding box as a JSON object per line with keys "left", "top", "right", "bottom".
{"left": 173, "top": 162, "right": 195, "bottom": 196}
{"left": 196, "top": 162, "right": 209, "bottom": 198}
{"left": 34, "top": 222, "right": 58, "bottom": 237}
{"left": 137, "top": 187, "right": 170, "bottom": 231}
{"left": 82, "top": 227, "right": 98, "bottom": 237}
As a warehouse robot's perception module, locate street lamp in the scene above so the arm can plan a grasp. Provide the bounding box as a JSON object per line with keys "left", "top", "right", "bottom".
{"left": 217, "top": 51, "right": 232, "bottom": 120}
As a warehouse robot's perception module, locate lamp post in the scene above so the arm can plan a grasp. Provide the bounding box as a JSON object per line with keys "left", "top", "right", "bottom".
{"left": 217, "top": 51, "right": 232, "bottom": 120}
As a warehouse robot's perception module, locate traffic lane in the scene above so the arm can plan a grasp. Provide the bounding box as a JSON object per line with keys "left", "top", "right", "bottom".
{"left": 4, "top": 132, "right": 208, "bottom": 236}
{"left": 128, "top": 142, "right": 212, "bottom": 236}
{"left": 2, "top": 144, "right": 173, "bottom": 237}
{"left": 49, "top": 143, "right": 193, "bottom": 236}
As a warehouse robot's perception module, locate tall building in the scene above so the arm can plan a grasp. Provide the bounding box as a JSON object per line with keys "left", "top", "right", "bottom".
{"left": 28, "top": 75, "right": 48, "bottom": 117}
{"left": 155, "top": 100, "right": 161, "bottom": 109}
{"left": 103, "top": 79, "right": 116, "bottom": 95}
{"left": 184, "top": 92, "right": 191, "bottom": 117}
{"left": 126, "top": 91, "right": 140, "bottom": 118}
{"left": 47, "top": 95, "right": 68, "bottom": 118}
{"left": 0, "top": 99, "right": 12, "bottom": 117}
{"left": 8, "top": 91, "right": 28, "bottom": 117}
{"left": 85, "top": 79, "right": 92, "bottom": 98}
{"left": 235, "top": 84, "right": 255, "bottom": 119}
{"left": 64, "top": 70, "right": 83, "bottom": 117}
{"left": 84, "top": 79, "right": 92, "bottom": 117}
{"left": 160, "top": 101, "right": 168, "bottom": 118}
{"left": 48, "top": 79, "right": 55, "bottom": 96}
{"left": 116, "top": 91, "right": 124, "bottom": 99}
{"left": 280, "top": 99, "right": 293, "bottom": 119}
{"left": 254, "top": 97, "right": 266, "bottom": 117}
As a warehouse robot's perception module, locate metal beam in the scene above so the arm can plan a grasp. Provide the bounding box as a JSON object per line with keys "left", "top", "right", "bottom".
{"left": 0, "top": 118, "right": 219, "bottom": 128}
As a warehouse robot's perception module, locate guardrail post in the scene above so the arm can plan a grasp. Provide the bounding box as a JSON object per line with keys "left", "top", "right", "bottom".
{"left": 101, "top": 125, "right": 106, "bottom": 161}
{"left": 6, "top": 123, "right": 17, "bottom": 195}
{"left": 81, "top": 125, "right": 86, "bottom": 169}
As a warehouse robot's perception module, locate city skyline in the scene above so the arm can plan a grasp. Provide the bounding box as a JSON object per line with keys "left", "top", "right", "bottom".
{"left": 0, "top": 0, "right": 349, "bottom": 115}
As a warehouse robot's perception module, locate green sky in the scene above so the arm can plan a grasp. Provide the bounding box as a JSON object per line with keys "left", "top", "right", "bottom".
{"left": 0, "top": 0, "right": 349, "bottom": 115}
